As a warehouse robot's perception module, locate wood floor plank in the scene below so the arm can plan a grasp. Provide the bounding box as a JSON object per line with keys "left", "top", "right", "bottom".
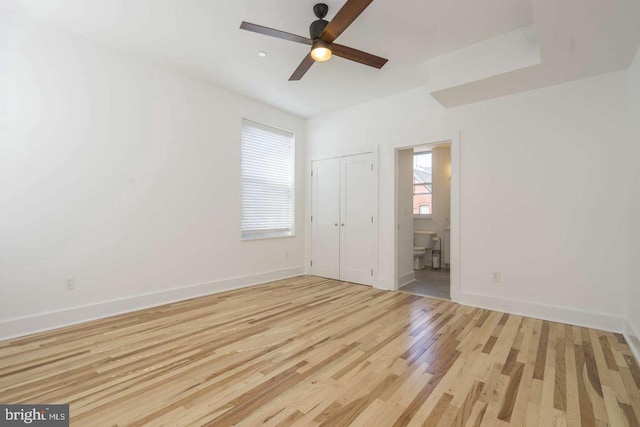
{"left": 538, "top": 322, "right": 557, "bottom": 425}
{"left": 422, "top": 392, "right": 453, "bottom": 426}
{"left": 507, "top": 318, "right": 536, "bottom": 426}
{"left": 497, "top": 362, "right": 524, "bottom": 422}
{"left": 533, "top": 320, "right": 550, "bottom": 380}
{"left": 0, "top": 275, "right": 638, "bottom": 426}
{"left": 564, "top": 325, "right": 582, "bottom": 427}
{"left": 575, "top": 342, "right": 597, "bottom": 426}
{"left": 451, "top": 380, "right": 485, "bottom": 427}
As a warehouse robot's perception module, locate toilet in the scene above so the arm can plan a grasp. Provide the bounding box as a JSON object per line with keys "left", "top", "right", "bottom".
{"left": 413, "top": 230, "right": 437, "bottom": 269}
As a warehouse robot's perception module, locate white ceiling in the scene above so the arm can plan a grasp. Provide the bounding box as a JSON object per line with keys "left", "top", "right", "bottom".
{"left": 432, "top": 0, "right": 640, "bottom": 107}
{"left": 1, "top": 0, "right": 638, "bottom": 117}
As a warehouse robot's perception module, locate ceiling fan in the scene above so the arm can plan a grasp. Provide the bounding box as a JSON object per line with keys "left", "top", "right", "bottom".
{"left": 240, "top": 0, "right": 388, "bottom": 81}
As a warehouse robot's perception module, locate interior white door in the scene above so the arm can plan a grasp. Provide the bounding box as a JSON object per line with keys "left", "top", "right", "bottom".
{"left": 311, "top": 158, "right": 340, "bottom": 280}
{"left": 339, "top": 153, "right": 374, "bottom": 285}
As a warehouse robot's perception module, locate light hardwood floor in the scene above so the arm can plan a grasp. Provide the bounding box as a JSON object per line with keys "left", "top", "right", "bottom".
{"left": 1, "top": 276, "right": 639, "bottom": 426}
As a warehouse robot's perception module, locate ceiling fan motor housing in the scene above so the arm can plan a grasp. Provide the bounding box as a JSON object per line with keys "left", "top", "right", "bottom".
{"left": 309, "top": 19, "right": 329, "bottom": 39}
{"left": 310, "top": 3, "right": 329, "bottom": 39}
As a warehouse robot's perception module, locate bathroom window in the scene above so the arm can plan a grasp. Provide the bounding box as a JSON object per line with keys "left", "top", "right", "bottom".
{"left": 413, "top": 151, "right": 432, "bottom": 217}
{"left": 241, "top": 119, "right": 295, "bottom": 240}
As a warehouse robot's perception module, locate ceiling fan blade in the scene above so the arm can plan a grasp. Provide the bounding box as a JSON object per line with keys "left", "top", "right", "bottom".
{"left": 320, "top": 0, "right": 374, "bottom": 43}
{"left": 240, "top": 22, "right": 312, "bottom": 45}
{"left": 289, "top": 54, "right": 315, "bottom": 81}
{"left": 332, "top": 44, "right": 388, "bottom": 69}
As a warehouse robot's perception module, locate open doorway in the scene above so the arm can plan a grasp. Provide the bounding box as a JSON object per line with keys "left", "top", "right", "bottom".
{"left": 396, "top": 142, "right": 452, "bottom": 299}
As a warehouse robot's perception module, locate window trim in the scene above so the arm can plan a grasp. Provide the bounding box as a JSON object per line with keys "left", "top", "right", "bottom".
{"left": 413, "top": 151, "right": 433, "bottom": 219}
{"left": 414, "top": 214, "right": 433, "bottom": 219}
{"left": 241, "top": 118, "right": 295, "bottom": 241}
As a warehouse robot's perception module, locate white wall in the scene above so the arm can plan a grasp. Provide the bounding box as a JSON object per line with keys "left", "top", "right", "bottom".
{"left": 307, "top": 71, "right": 631, "bottom": 331}
{"left": 397, "top": 149, "right": 414, "bottom": 285}
{"left": 627, "top": 47, "right": 640, "bottom": 356}
{"left": 0, "top": 11, "right": 306, "bottom": 339}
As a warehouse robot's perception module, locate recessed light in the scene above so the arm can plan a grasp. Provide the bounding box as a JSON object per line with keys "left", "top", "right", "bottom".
{"left": 258, "top": 51, "right": 267, "bottom": 58}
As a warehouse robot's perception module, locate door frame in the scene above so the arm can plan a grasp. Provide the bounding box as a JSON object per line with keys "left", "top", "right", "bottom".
{"left": 307, "top": 146, "right": 379, "bottom": 286}
{"left": 393, "top": 133, "right": 461, "bottom": 303}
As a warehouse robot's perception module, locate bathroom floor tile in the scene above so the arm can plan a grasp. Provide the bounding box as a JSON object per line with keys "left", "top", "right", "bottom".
{"left": 400, "top": 268, "right": 450, "bottom": 299}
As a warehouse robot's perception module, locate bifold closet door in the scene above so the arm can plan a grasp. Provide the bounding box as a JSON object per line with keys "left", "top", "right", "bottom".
{"left": 339, "top": 153, "right": 374, "bottom": 284}
{"left": 311, "top": 158, "right": 340, "bottom": 280}
{"left": 311, "top": 153, "right": 374, "bottom": 285}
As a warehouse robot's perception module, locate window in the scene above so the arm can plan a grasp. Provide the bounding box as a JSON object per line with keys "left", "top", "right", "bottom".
{"left": 241, "top": 119, "right": 294, "bottom": 239}
{"left": 413, "top": 151, "right": 432, "bottom": 216}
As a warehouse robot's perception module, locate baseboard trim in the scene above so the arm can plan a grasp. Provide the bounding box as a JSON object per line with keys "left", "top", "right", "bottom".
{"left": 399, "top": 271, "right": 416, "bottom": 288}
{"left": 0, "top": 267, "right": 305, "bottom": 341}
{"left": 624, "top": 319, "right": 640, "bottom": 365}
{"left": 457, "top": 291, "right": 625, "bottom": 333}
{"left": 375, "top": 277, "right": 394, "bottom": 291}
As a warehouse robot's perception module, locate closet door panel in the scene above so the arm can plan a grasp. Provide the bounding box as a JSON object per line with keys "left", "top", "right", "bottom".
{"left": 339, "top": 153, "right": 374, "bottom": 285}
{"left": 311, "top": 158, "right": 340, "bottom": 280}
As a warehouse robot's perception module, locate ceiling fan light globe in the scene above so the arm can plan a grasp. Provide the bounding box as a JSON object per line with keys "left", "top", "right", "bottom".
{"left": 311, "top": 46, "right": 332, "bottom": 62}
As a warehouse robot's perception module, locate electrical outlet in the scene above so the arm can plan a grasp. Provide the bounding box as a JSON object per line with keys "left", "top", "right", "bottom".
{"left": 285, "top": 251, "right": 289, "bottom": 259}
{"left": 491, "top": 272, "right": 501, "bottom": 283}
{"left": 65, "top": 277, "right": 75, "bottom": 290}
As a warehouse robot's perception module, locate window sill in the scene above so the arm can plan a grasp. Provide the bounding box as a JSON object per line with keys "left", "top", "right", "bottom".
{"left": 413, "top": 214, "right": 433, "bottom": 219}
{"left": 242, "top": 231, "right": 294, "bottom": 241}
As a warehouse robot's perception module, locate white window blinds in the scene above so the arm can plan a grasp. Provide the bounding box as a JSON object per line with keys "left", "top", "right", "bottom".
{"left": 241, "top": 119, "right": 294, "bottom": 239}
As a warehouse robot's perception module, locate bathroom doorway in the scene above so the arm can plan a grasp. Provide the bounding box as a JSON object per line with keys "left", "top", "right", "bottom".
{"left": 395, "top": 141, "right": 454, "bottom": 300}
